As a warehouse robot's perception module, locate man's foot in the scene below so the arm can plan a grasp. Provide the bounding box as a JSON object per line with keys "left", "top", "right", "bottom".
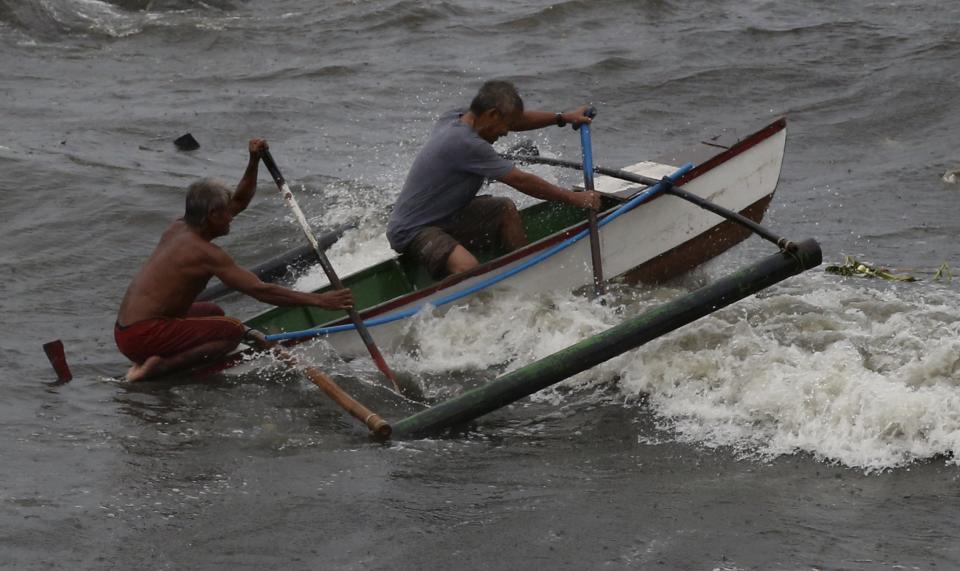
{"left": 126, "top": 356, "right": 163, "bottom": 382}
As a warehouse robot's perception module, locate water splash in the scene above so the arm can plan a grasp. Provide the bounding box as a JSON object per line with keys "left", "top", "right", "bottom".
{"left": 614, "top": 274, "right": 960, "bottom": 471}
{"left": 296, "top": 236, "right": 960, "bottom": 471}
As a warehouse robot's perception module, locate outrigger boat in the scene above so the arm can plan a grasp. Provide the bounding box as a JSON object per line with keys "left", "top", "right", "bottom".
{"left": 39, "top": 116, "right": 814, "bottom": 438}
{"left": 204, "top": 118, "right": 788, "bottom": 373}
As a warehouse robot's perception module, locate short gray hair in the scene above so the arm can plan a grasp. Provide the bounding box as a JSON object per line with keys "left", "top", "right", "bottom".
{"left": 469, "top": 80, "right": 524, "bottom": 117}
{"left": 184, "top": 178, "right": 231, "bottom": 227}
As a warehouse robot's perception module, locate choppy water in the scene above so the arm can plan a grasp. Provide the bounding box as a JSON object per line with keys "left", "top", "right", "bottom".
{"left": 3, "top": 1, "right": 960, "bottom": 569}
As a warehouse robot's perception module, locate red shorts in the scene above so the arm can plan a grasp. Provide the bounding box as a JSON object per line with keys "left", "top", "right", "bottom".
{"left": 115, "top": 302, "right": 246, "bottom": 364}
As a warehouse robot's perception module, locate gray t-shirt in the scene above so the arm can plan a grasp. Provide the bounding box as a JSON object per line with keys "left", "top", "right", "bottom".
{"left": 386, "top": 108, "right": 514, "bottom": 252}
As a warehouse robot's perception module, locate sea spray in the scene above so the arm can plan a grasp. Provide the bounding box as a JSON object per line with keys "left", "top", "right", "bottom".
{"left": 618, "top": 273, "right": 960, "bottom": 470}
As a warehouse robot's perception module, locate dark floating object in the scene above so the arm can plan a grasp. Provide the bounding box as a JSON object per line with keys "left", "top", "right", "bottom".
{"left": 174, "top": 133, "right": 200, "bottom": 151}
{"left": 392, "top": 239, "right": 823, "bottom": 438}
{"left": 42, "top": 340, "right": 73, "bottom": 385}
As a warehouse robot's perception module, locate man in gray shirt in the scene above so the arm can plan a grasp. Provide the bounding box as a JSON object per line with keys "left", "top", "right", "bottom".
{"left": 387, "top": 80, "right": 602, "bottom": 279}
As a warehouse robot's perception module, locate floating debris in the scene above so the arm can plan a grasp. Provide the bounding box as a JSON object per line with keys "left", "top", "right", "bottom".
{"left": 934, "top": 262, "right": 953, "bottom": 282}
{"left": 943, "top": 169, "right": 959, "bottom": 184}
{"left": 824, "top": 256, "right": 917, "bottom": 282}
{"left": 174, "top": 133, "right": 200, "bottom": 151}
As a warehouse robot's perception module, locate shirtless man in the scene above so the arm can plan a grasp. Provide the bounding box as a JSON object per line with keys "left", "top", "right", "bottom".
{"left": 115, "top": 139, "right": 353, "bottom": 382}
{"left": 386, "top": 80, "right": 603, "bottom": 279}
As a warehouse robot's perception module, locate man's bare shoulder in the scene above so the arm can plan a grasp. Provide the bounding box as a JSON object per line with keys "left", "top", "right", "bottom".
{"left": 157, "top": 220, "right": 231, "bottom": 265}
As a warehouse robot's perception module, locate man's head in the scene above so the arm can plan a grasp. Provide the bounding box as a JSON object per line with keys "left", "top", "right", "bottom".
{"left": 184, "top": 179, "right": 233, "bottom": 237}
{"left": 469, "top": 80, "right": 524, "bottom": 143}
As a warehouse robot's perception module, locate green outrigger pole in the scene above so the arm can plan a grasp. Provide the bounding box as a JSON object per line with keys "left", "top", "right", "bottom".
{"left": 392, "top": 238, "right": 822, "bottom": 439}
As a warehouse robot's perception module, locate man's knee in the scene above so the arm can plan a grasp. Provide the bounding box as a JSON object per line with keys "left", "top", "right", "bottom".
{"left": 179, "top": 319, "right": 245, "bottom": 359}
{"left": 207, "top": 337, "right": 241, "bottom": 357}
{"left": 500, "top": 200, "right": 522, "bottom": 226}
{"left": 497, "top": 200, "right": 527, "bottom": 250}
{"left": 188, "top": 302, "right": 226, "bottom": 317}
{"left": 220, "top": 321, "right": 246, "bottom": 349}
{"left": 486, "top": 196, "right": 518, "bottom": 219}
{"left": 490, "top": 196, "right": 516, "bottom": 209}
{"left": 446, "top": 245, "right": 479, "bottom": 275}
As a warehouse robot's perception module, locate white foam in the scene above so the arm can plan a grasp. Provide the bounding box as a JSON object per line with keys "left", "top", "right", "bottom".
{"left": 615, "top": 275, "right": 960, "bottom": 471}
{"left": 44, "top": 0, "right": 145, "bottom": 37}
{"left": 393, "top": 289, "right": 619, "bottom": 374}
{"left": 336, "top": 254, "right": 960, "bottom": 471}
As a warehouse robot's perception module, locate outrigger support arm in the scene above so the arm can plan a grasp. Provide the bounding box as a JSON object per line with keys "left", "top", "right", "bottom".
{"left": 503, "top": 154, "right": 798, "bottom": 253}
{"left": 244, "top": 330, "right": 392, "bottom": 440}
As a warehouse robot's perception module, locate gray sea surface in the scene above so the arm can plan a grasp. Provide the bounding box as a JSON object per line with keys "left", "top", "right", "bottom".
{"left": 3, "top": 1, "right": 960, "bottom": 569}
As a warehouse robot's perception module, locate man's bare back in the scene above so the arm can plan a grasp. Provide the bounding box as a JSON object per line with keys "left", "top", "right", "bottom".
{"left": 117, "top": 220, "right": 227, "bottom": 326}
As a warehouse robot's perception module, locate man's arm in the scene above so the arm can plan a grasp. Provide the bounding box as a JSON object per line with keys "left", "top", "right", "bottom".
{"left": 229, "top": 138, "right": 267, "bottom": 216}
{"left": 210, "top": 247, "right": 353, "bottom": 310}
{"left": 511, "top": 106, "right": 593, "bottom": 131}
{"left": 500, "top": 167, "right": 602, "bottom": 210}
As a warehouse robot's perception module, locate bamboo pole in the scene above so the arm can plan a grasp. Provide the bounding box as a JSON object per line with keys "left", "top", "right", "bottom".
{"left": 246, "top": 331, "right": 391, "bottom": 439}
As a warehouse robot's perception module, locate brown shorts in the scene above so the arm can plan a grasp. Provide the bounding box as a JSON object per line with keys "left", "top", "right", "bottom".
{"left": 405, "top": 195, "right": 513, "bottom": 279}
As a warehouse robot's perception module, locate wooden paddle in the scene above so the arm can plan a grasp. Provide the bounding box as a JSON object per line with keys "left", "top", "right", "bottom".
{"left": 574, "top": 107, "right": 606, "bottom": 296}
{"left": 244, "top": 331, "right": 391, "bottom": 439}
{"left": 257, "top": 148, "right": 408, "bottom": 396}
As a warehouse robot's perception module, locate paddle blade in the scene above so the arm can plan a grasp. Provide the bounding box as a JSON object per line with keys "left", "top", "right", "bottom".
{"left": 42, "top": 340, "right": 73, "bottom": 384}
{"left": 392, "top": 371, "right": 426, "bottom": 402}
{"left": 365, "top": 342, "right": 424, "bottom": 399}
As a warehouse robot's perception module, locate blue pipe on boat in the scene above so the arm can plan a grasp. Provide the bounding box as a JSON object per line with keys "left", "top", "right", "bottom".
{"left": 577, "top": 107, "right": 604, "bottom": 295}
{"left": 579, "top": 117, "right": 595, "bottom": 189}
{"left": 265, "top": 163, "right": 695, "bottom": 342}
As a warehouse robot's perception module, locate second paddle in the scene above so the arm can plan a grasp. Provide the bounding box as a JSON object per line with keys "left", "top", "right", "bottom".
{"left": 258, "top": 148, "right": 415, "bottom": 397}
